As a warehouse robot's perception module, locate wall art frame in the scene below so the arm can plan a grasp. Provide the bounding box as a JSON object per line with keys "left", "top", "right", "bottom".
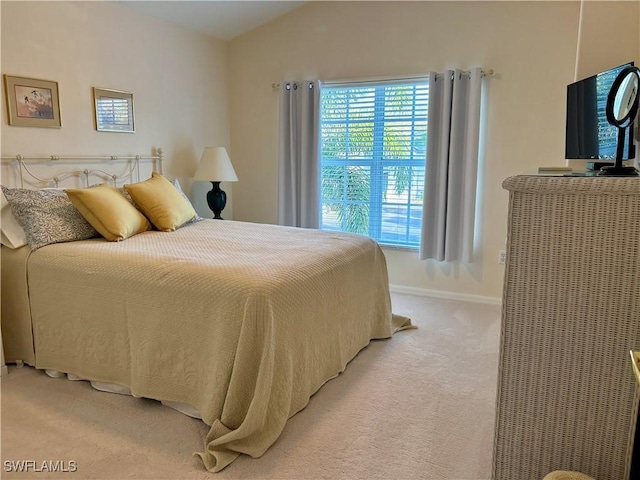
{"left": 93, "top": 87, "right": 135, "bottom": 133}
{"left": 4, "top": 75, "right": 61, "bottom": 128}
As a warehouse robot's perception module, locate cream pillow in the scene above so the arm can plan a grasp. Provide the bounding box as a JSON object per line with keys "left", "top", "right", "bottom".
{"left": 124, "top": 172, "right": 197, "bottom": 232}
{"left": 2, "top": 186, "right": 98, "bottom": 249}
{"left": 1, "top": 190, "right": 28, "bottom": 248}
{"left": 65, "top": 184, "right": 152, "bottom": 241}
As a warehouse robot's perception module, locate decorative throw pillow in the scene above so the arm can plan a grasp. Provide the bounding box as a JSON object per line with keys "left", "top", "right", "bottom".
{"left": 119, "top": 187, "right": 136, "bottom": 206}
{"left": 0, "top": 190, "right": 28, "bottom": 248}
{"left": 65, "top": 184, "right": 152, "bottom": 242}
{"left": 89, "top": 178, "right": 201, "bottom": 226}
{"left": 124, "top": 172, "right": 197, "bottom": 231}
{"left": 89, "top": 182, "right": 136, "bottom": 206}
{"left": 171, "top": 178, "right": 204, "bottom": 224}
{"left": 1, "top": 186, "right": 98, "bottom": 250}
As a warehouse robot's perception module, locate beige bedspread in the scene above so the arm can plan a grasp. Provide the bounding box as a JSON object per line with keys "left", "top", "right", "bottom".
{"left": 25, "top": 220, "right": 411, "bottom": 472}
{"left": 1, "top": 245, "right": 35, "bottom": 365}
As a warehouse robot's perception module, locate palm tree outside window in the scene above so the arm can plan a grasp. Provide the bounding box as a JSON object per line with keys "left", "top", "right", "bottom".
{"left": 320, "top": 81, "right": 428, "bottom": 248}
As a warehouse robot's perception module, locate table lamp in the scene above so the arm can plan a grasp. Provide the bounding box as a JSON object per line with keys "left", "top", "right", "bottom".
{"left": 194, "top": 147, "right": 238, "bottom": 219}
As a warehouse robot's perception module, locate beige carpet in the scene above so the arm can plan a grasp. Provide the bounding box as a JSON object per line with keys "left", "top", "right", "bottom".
{"left": 0, "top": 293, "right": 501, "bottom": 479}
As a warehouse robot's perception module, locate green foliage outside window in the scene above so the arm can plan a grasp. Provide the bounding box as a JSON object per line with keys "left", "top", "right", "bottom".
{"left": 320, "top": 83, "right": 427, "bottom": 242}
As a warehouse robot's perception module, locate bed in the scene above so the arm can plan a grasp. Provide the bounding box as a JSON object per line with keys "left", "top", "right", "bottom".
{"left": 0, "top": 150, "right": 412, "bottom": 472}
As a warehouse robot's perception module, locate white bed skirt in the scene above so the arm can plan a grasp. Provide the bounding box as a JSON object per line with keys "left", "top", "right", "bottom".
{"left": 44, "top": 368, "right": 202, "bottom": 419}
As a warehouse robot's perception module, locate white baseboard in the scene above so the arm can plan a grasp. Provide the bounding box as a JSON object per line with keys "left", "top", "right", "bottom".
{"left": 389, "top": 284, "right": 502, "bottom": 305}
{"left": 0, "top": 365, "right": 8, "bottom": 377}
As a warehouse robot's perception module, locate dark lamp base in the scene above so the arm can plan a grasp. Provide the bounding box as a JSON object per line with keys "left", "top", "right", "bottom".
{"left": 598, "top": 166, "right": 639, "bottom": 176}
{"left": 206, "top": 182, "right": 227, "bottom": 219}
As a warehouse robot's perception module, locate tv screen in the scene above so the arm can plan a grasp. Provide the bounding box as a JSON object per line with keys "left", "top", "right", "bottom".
{"left": 565, "top": 62, "right": 636, "bottom": 160}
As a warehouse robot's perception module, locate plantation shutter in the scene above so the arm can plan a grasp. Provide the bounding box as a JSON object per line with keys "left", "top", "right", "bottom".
{"left": 320, "top": 80, "right": 428, "bottom": 248}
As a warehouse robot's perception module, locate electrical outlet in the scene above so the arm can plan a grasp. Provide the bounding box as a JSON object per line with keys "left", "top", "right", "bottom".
{"left": 498, "top": 250, "right": 506, "bottom": 264}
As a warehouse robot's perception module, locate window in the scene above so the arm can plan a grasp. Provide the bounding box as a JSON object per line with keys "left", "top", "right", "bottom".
{"left": 93, "top": 87, "right": 135, "bottom": 133}
{"left": 596, "top": 66, "right": 626, "bottom": 158}
{"left": 320, "top": 80, "right": 428, "bottom": 248}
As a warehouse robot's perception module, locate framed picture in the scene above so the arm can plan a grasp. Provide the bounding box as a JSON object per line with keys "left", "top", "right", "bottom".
{"left": 4, "top": 75, "right": 61, "bottom": 128}
{"left": 93, "top": 87, "right": 135, "bottom": 133}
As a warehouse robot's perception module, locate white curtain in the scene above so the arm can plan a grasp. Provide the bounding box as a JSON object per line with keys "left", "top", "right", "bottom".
{"left": 277, "top": 80, "right": 321, "bottom": 228}
{"left": 420, "top": 68, "right": 483, "bottom": 262}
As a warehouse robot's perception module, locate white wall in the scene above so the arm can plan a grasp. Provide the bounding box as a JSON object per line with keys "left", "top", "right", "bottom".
{"left": 575, "top": 0, "right": 639, "bottom": 80}
{"left": 570, "top": 0, "right": 640, "bottom": 171}
{"left": 0, "top": 1, "right": 231, "bottom": 218}
{"left": 228, "top": 1, "right": 582, "bottom": 299}
{"left": 2, "top": 1, "right": 637, "bottom": 300}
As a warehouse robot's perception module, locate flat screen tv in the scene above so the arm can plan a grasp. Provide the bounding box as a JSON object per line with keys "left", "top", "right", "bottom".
{"left": 565, "top": 62, "right": 636, "bottom": 160}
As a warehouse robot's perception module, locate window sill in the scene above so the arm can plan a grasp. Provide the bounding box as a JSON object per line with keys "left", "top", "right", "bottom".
{"left": 379, "top": 244, "right": 418, "bottom": 252}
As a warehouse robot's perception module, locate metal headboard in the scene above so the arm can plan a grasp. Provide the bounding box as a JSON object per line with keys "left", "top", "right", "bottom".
{"left": 0, "top": 147, "right": 163, "bottom": 188}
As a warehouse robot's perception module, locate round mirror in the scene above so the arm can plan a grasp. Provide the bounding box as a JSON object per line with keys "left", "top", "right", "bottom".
{"left": 606, "top": 66, "right": 639, "bottom": 128}
{"left": 599, "top": 66, "right": 640, "bottom": 176}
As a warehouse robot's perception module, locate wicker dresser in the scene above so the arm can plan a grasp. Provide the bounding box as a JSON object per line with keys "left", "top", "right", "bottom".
{"left": 493, "top": 175, "right": 640, "bottom": 480}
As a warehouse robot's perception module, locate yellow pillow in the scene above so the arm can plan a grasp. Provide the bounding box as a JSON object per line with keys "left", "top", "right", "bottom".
{"left": 65, "top": 184, "right": 152, "bottom": 241}
{"left": 124, "top": 172, "right": 197, "bottom": 232}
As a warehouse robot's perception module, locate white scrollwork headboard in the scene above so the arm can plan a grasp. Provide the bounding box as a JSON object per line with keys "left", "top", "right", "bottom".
{"left": 0, "top": 147, "right": 163, "bottom": 189}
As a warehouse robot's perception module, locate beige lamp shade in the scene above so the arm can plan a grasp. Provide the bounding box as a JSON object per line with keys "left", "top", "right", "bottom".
{"left": 194, "top": 147, "right": 238, "bottom": 182}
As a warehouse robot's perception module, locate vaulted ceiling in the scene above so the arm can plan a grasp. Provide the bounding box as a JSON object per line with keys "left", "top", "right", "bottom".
{"left": 115, "top": 1, "right": 306, "bottom": 41}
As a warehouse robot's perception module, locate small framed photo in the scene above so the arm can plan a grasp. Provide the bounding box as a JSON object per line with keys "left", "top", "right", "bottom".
{"left": 93, "top": 87, "right": 135, "bottom": 133}
{"left": 4, "top": 75, "right": 61, "bottom": 128}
